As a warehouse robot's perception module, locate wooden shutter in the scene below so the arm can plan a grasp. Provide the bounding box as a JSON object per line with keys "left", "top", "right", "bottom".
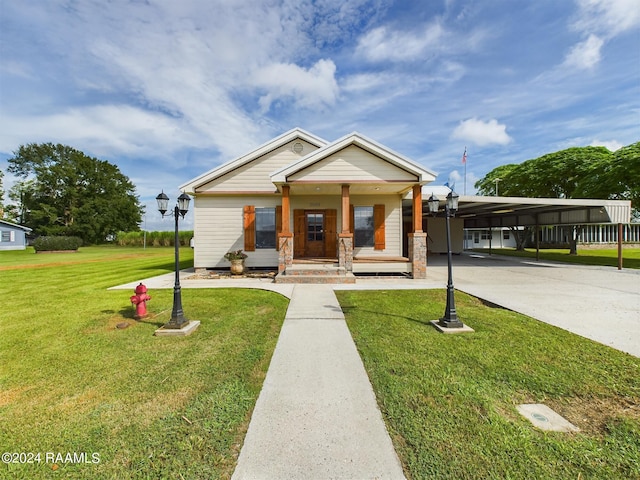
{"left": 324, "top": 209, "right": 337, "bottom": 258}
{"left": 275, "top": 205, "right": 282, "bottom": 251}
{"left": 374, "top": 204, "right": 385, "bottom": 250}
{"left": 243, "top": 205, "right": 255, "bottom": 251}
{"left": 293, "top": 209, "right": 305, "bottom": 257}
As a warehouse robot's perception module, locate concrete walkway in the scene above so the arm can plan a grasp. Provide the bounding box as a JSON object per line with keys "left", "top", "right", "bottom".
{"left": 231, "top": 284, "right": 406, "bottom": 480}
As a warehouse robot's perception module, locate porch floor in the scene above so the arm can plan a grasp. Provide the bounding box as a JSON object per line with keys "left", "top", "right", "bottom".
{"left": 292, "top": 256, "right": 409, "bottom": 264}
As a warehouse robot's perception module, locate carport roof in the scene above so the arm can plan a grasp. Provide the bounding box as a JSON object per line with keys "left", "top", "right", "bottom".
{"left": 404, "top": 191, "right": 632, "bottom": 228}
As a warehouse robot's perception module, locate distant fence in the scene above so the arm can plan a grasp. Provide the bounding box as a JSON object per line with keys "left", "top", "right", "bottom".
{"left": 115, "top": 230, "right": 193, "bottom": 247}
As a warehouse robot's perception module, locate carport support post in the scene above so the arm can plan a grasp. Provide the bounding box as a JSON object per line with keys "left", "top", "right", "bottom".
{"left": 536, "top": 216, "right": 540, "bottom": 262}
{"left": 618, "top": 223, "right": 623, "bottom": 270}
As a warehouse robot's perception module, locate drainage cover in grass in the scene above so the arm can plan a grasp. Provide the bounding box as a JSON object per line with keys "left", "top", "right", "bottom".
{"left": 517, "top": 404, "right": 580, "bottom": 432}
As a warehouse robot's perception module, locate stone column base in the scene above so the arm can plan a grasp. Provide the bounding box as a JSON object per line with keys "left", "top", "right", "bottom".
{"left": 278, "top": 234, "right": 293, "bottom": 274}
{"left": 409, "top": 232, "right": 427, "bottom": 279}
{"left": 338, "top": 233, "right": 353, "bottom": 272}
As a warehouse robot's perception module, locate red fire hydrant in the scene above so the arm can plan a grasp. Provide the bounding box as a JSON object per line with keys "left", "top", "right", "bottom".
{"left": 130, "top": 283, "right": 151, "bottom": 319}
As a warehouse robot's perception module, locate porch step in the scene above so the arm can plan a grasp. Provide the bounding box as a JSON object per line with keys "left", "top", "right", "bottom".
{"left": 274, "top": 272, "right": 356, "bottom": 284}
{"left": 284, "top": 263, "right": 345, "bottom": 276}
{"left": 275, "top": 263, "right": 356, "bottom": 284}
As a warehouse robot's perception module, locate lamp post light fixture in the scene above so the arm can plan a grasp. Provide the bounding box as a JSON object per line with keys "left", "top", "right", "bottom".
{"left": 428, "top": 190, "right": 465, "bottom": 329}
{"left": 156, "top": 191, "right": 192, "bottom": 331}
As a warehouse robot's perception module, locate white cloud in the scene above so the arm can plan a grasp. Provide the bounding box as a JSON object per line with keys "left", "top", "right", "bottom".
{"left": 563, "top": 0, "right": 640, "bottom": 70}
{"left": 356, "top": 21, "right": 445, "bottom": 62}
{"left": 573, "top": 0, "right": 640, "bottom": 37}
{"left": 451, "top": 118, "right": 512, "bottom": 146}
{"left": 0, "top": 105, "right": 205, "bottom": 162}
{"left": 253, "top": 59, "right": 339, "bottom": 112}
{"left": 563, "top": 34, "right": 604, "bottom": 69}
{"left": 446, "top": 169, "right": 479, "bottom": 194}
{"left": 590, "top": 139, "right": 623, "bottom": 151}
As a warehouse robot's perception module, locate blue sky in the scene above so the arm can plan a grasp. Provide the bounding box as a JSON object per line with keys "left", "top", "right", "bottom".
{"left": 1, "top": 0, "right": 638, "bottom": 231}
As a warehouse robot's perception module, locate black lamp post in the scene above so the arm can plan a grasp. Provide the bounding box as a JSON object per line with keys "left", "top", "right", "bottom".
{"left": 428, "top": 190, "right": 464, "bottom": 329}
{"left": 156, "top": 191, "right": 191, "bottom": 329}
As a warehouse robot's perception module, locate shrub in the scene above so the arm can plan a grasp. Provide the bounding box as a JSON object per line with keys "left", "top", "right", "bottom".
{"left": 33, "top": 236, "right": 83, "bottom": 252}
{"left": 114, "top": 230, "right": 194, "bottom": 247}
{"left": 224, "top": 250, "right": 248, "bottom": 261}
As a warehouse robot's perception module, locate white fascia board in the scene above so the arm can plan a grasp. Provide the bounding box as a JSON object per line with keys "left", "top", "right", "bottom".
{"left": 0, "top": 219, "right": 32, "bottom": 232}
{"left": 180, "top": 128, "right": 328, "bottom": 193}
{"left": 271, "top": 131, "right": 437, "bottom": 183}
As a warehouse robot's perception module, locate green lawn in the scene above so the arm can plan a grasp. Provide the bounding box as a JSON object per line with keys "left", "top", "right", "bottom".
{"left": 3, "top": 246, "right": 639, "bottom": 479}
{"left": 0, "top": 247, "right": 288, "bottom": 479}
{"left": 473, "top": 247, "right": 640, "bottom": 269}
{"left": 337, "top": 289, "right": 640, "bottom": 480}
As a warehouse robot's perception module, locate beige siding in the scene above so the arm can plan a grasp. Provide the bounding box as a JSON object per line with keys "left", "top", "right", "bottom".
{"left": 193, "top": 193, "right": 404, "bottom": 268}
{"left": 193, "top": 195, "right": 281, "bottom": 268}
{"left": 350, "top": 195, "right": 403, "bottom": 257}
{"left": 197, "top": 140, "right": 319, "bottom": 193}
{"left": 288, "top": 145, "right": 418, "bottom": 183}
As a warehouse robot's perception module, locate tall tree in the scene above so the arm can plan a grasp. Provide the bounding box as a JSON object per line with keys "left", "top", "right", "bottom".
{"left": 475, "top": 142, "right": 639, "bottom": 252}
{"left": 578, "top": 142, "right": 640, "bottom": 219}
{"left": 7, "top": 143, "right": 143, "bottom": 243}
{"left": 474, "top": 164, "right": 519, "bottom": 196}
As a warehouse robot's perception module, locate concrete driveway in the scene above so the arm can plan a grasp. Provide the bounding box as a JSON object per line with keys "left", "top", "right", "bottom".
{"left": 419, "top": 253, "right": 640, "bottom": 357}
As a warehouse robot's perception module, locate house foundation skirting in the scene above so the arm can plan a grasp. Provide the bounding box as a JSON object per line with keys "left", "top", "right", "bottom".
{"left": 409, "top": 232, "right": 427, "bottom": 279}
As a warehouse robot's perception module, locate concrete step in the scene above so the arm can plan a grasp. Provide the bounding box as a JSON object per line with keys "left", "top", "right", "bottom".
{"left": 274, "top": 272, "right": 356, "bottom": 284}
{"left": 284, "top": 264, "right": 345, "bottom": 276}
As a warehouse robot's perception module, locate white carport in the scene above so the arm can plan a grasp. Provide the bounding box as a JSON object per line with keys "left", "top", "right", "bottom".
{"left": 403, "top": 191, "right": 633, "bottom": 268}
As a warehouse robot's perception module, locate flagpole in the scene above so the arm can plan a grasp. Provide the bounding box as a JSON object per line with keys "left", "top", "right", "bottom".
{"left": 464, "top": 158, "right": 467, "bottom": 195}
{"left": 462, "top": 147, "right": 467, "bottom": 195}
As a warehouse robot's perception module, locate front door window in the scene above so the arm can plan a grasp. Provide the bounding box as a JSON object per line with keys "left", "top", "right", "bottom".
{"left": 307, "top": 212, "right": 324, "bottom": 242}
{"left": 305, "top": 212, "right": 325, "bottom": 257}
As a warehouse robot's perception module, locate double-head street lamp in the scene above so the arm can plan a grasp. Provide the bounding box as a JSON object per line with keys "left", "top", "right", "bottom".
{"left": 428, "top": 190, "right": 464, "bottom": 329}
{"left": 156, "top": 191, "right": 191, "bottom": 330}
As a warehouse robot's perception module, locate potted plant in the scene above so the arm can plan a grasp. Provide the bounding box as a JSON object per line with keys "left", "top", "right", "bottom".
{"left": 224, "top": 249, "right": 248, "bottom": 275}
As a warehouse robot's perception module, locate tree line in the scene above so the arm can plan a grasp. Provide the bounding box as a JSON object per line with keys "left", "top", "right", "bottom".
{"left": 1, "top": 143, "right": 143, "bottom": 244}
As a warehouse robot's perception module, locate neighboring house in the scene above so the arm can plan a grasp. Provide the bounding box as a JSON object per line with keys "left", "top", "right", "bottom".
{"left": 464, "top": 227, "right": 518, "bottom": 250}
{"left": 0, "top": 220, "right": 32, "bottom": 251}
{"left": 181, "top": 128, "right": 437, "bottom": 281}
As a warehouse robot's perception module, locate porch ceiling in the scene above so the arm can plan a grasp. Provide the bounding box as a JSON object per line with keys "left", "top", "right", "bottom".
{"left": 286, "top": 181, "right": 416, "bottom": 196}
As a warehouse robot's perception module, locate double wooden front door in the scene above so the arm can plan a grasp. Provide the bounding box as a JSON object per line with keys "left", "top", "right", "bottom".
{"left": 293, "top": 209, "right": 337, "bottom": 258}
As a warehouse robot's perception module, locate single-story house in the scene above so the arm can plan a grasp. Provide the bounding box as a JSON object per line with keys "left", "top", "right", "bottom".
{"left": 181, "top": 128, "right": 436, "bottom": 282}
{"left": 0, "top": 219, "right": 32, "bottom": 251}
{"left": 181, "top": 128, "right": 633, "bottom": 281}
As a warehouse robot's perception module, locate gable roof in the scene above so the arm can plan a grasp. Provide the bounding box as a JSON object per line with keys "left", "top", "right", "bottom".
{"left": 180, "top": 128, "right": 327, "bottom": 192}
{"left": 270, "top": 131, "right": 436, "bottom": 184}
{"left": 0, "top": 219, "right": 32, "bottom": 232}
